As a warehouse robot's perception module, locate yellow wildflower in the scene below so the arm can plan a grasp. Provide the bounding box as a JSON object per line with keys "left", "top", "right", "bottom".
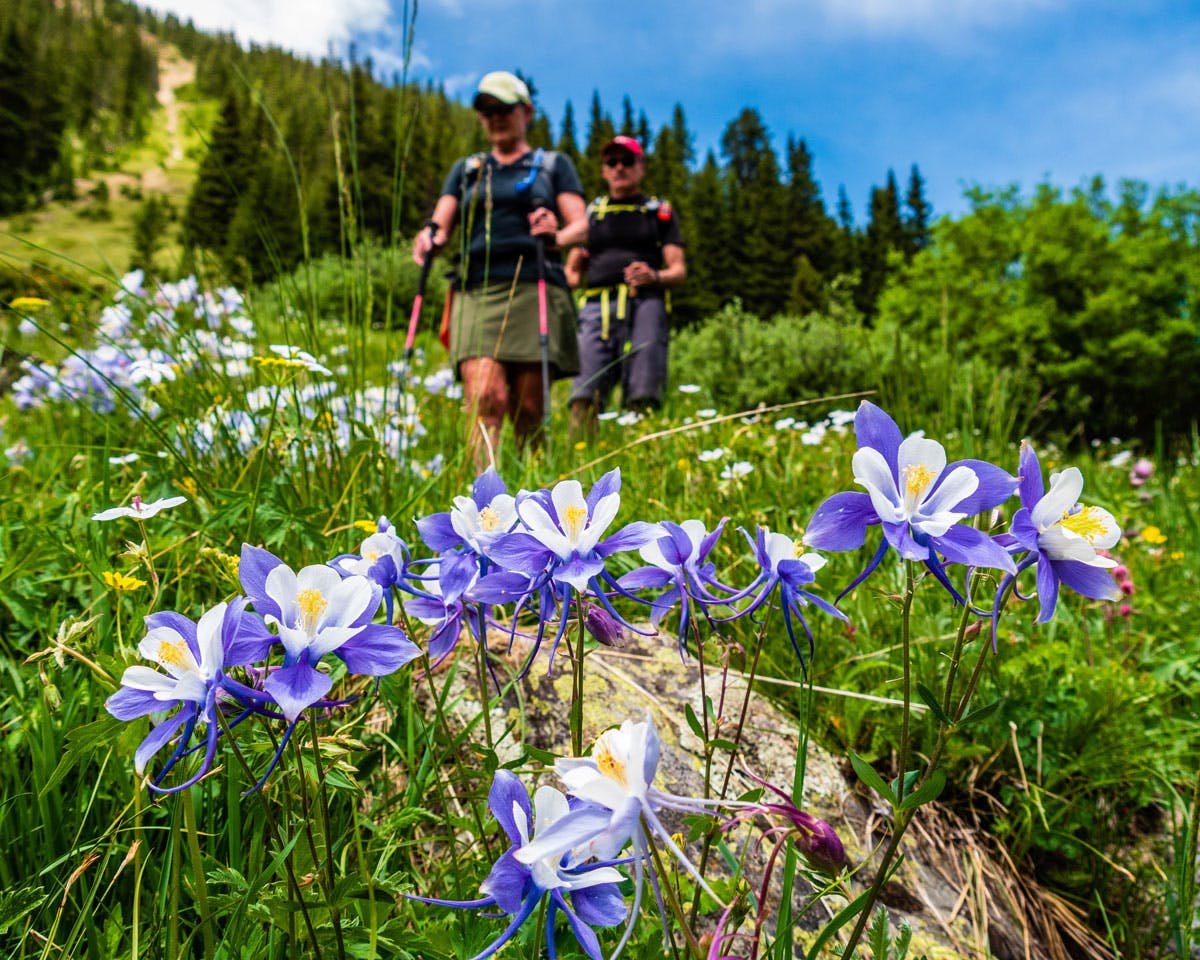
{"left": 11, "top": 297, "right": 50, "bottom": 309}
{"left": 353, "top": 520, "right": 378, "bottom": 534}
{"left": 102, "top": 571, "right": 146, "bottom": 592}
{"left": 1141, "top": 526, "right": 1168, "bottom": 545}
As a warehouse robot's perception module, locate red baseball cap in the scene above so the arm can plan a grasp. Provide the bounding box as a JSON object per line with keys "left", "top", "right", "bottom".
{"left": 601, "top": 135, "right": 644, "bottom": 158}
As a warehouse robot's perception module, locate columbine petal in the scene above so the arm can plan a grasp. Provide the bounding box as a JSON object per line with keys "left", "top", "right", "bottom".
{"left": 133, "top": 710, "right": 190, "bottom": 774}
{"left": 1017, "top": 440, "right": 1045, "bottom": 509}
{"left": 1054, "top": 558, "right": 1122, "bottom": 602}
{"left": 335, "top": 623, "right": 420, "bottom": 675}
{"left": 933, "top": 525, "right": 1017, "bottom": 573}
{"left": 803, "top": 491, "right": 876, "bottom": 551}
{"left": 263, "top": 659, "right": 333, "bottom": 722}
{"left": 1031, "top": 467, "right": 1085, "bottom": 531}
{"left": 948, "top": 459, "right": 1018, "bottom": 515}
{"left": 852, "top": 447, "right": 905, "bottom": 523}
{"left": 853, "top": 400, "right": 903, "bottom": 472}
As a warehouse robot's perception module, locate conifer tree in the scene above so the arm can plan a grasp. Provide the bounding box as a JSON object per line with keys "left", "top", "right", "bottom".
{"left": 904, "top": 164, "right": 932, "bottom": 254}
{"left": 185, "top": 91, "right": 247, "bottom": 252}
{"left": 582, "top": 91, "right": 615, "bottom": 199}
{"left": 675, "top": 150, "right": 729, "bottom": 324}
{"left": 857, "top": 170, "right": 905, "bottom": 317}
{"left": 645, "top": 104, "right": 693, "bottom": 203}
{"left": 784, "top": 136, "right": 839, "bottom": 312}
{"left": 556, "top": 101, "right": 583, "bottom": 172}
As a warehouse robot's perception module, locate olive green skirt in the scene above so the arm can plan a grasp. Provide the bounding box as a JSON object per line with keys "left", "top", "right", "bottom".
{"left": 449, "top": 280, "right": 579, "bottom": 379}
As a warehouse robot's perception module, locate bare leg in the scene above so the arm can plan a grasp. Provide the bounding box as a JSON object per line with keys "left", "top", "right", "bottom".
{"left": 508, "top": 362, "right": 546, "bottom": 454}
{"left": 461, "top": 357, "right": 509, "bottom": 469}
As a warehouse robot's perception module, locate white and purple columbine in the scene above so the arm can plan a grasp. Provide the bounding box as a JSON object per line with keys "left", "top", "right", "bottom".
{"left": 804, "top": 401, "right": 1018, "bottom": 601}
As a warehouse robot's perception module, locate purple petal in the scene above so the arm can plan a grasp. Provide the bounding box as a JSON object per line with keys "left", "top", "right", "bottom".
{"left": 439, "top": 551, "right": 479, "bottom": 603}
{"left": 1054, "top": 558, "right": 1121, "bottom": 603}
{"left": 1035, "top": 558, "right": 1060, "bottom": 623}
{"left": 404, "top": 596, "right": 447, "bottom": 620}
{"left": 472, "top": 571, "right": 534, "bottom": 604}
{"left": 1010, "top": 509, "right": 1040, "bottom": 553}
{"left": 556, "top": 554, "right": 606, "bottom": 591}
{"left": 264, "top": 660, "right": 333, "bottom": 721}
{"left": 656, "top": 522, "right": 694, "bottom": 565}
{"left": 597, "top": 521, "right": 663, "bottom": 557}
{"left": 697, "top": 517, "right": 729, "bottom": 561}
{"left": 1017, "top": 441, "right": 1044, "bottom": 509}
{"left": 585, "top": 468, "right": 622, "bottom": 513}
{"left": 486, "top": 533, "right": 555, "bottom": 577}
{"left": 480, "top": 850, "right": 532, "bottom": 915}
{"left": 134, "top": 708, "right": 190, "bottom": 773}
{"left": 473, "top": 468, "right": 508, "bottom": 508}
{"left": 804, "top": 492, "right": 876, "bottom": 551}
{"left": 426, "top": 614, "right": 464, "bottom": 664}
{"left": 239, "top": 544, "right": 284, "bottom": 620}
{"left": 107, "top": 686, "right": 172, "bottom": 721}
{"left": 883, "top": 521, "right": 929, "bottom": 561}
{"left": 933, "top": 525, "right": 1018, "bottom": 573}
{"left": 489, "top": 770, "right": 533, "bottom": 846}
{"left": 223, "top": 599, "right": 276, "bottom": 666}
{"left": 336, "top": 623, "right": 421, "bottom": 676}
{"left": 944, "top": 459, "right": 1018, "bottom": 515}
{"left": 556, "top": 892, "right": 605, "bottom": 959}
{"left": 854, "top": 401, "right": 902, "bottom": 479}
{"left": 570, "top": 882, "right": 627, "bottom": 928}
{"left": 416, "top": 512, "right": 462, "bottom": 553}
{"left": 616, "top": 567, "right": 673, "bottom": 591}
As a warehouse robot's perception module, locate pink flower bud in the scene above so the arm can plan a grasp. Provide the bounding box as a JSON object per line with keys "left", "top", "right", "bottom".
{"left": 584, "top": 605, "right": 625, "bottom": 647}
{"left": 1113, "top": 564, "right": 1129, "bottom": 581}
{"left": 1133, "top": 458, "right": 1154, "bottom": 479}
{"left": 1119, "top": 603, "right": 1134, "bottom": 618}
{"left": 1120, "top": 581, "right": 1135, "bottom": 596}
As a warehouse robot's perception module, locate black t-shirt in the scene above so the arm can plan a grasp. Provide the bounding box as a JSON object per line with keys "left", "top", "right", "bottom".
{"left": 583, "top": 193, "right": 685, "bottom": 290}
{"left": 441, "top": 150, "right": 584, "bottom": 289}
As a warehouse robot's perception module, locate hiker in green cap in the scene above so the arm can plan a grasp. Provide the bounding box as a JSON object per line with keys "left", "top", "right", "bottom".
{"left": 566, "top": 135, "right": 686, "bottom": 437}
{"left": 414, "top": 71, "right": 587, "bottom": 460}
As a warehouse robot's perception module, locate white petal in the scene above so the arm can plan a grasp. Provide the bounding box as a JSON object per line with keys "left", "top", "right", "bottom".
{"left": 1031, "top": 467, "right": 1084, "bottom": 532}
{"left": 517, "top": 498, "right": 574, "bottom": 559}
{"left": 195, "top": 602, "right": 228, "bottom": 677}
{"left": 576, "top": 491, "right": 620, "bottom": 555}
{"left": 897, "top": 434, "right": 946, "bottom": 480}
{"left": 852, "top": 447, "right": 904, "bottom": 523}
{"left": 797, "top": 552, "right": 826, "bottom": 573}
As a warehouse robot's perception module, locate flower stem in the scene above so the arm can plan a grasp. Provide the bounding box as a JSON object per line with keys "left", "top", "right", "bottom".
{"left": 570, "top": 593, "right": 587, "bottom": 757}
{"left": 645, "top": 830, "right": 704, "bottom": 958}
{"left": 182, "top": 787, "right": 216, "bottom": 958}
{"left": 476, "top": 620, "right": 494, "bottom": 752}
{"left": 307, "top": 720, "right": 348, "bottom": 960}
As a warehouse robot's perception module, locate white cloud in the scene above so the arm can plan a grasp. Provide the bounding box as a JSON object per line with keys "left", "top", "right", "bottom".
{"left": 140, "top": 0, "right": 393, "bottom": 58}
{"left": 441, "top": 71, "right": 480, "bottom": 98}
{"left": 751, "top": 0, "right": 1066, "bottom": 33}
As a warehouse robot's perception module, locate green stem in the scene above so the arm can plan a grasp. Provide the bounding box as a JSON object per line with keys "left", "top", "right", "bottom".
{"left": 570, "top": 596, "right": 588, "bottom": 757}
{"left": 476, "top": 613, "right": 494, "bottom": 751}
{"left": 895, "top": 561, "right": 916, "bottom": 806}
{"left": 645, "top": 830, "right": 700, "bottom": 958}
{"left": 308, "top": 721, "right": 348, "bottom": 960}
{"left": 245, "top": 384, "right": 283, "bottom": 543}
{"left": 182, "top": 787, "right": 216, "bottom": 958}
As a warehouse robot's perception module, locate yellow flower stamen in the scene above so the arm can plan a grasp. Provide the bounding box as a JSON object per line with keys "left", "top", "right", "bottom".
{"left": 563, "top": 504, "right": 588, "bottom": 541}
{"left": 153, "top": 638, "right": 191, "bottom": 670}
{"left": 902, "top": 463, "right": 936, "bottom": 499}
{"left": 595, "top": 735, "right": 629, "bottom": 789}
{"left": 479, "top": 506, "right": 501, "bottom": 531}
{"left": 1060, "top": 505, "right": 1109, "bottom": 544}
{"left": 297, "top": 588, "right": 329, "bottom": 633}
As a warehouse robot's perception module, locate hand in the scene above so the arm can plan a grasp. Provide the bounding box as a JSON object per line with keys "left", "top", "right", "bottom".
{"left": 528, "top": 207, "right": 558, "bottom": 239}
{"left": 412, "top": 229, "right": 439, "bottom": 266}
{"left": 622, "top": 261, "right": 659, "bottom": 290}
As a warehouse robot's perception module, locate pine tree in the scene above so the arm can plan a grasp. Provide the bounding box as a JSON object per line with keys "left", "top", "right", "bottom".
{"left": 673, "top": 150, "right": 727, "bottom": 324}
{"left": 857, "top": 170, "right": 905, "bottom": 317}
{"left": 556, "top": 100, "right": 583, "bottom": 172}
{"left": 645, "top": 104, "right": 692, "bottom": 203}
{"left": 581, "top": 91, "right": 615, "bottom": 199}
{"left": 720, "top": 108, "right": 790, "bottom": 317}
{"left": 185, "top": 91, "right": 247, "bottom": 252}
{"left": 783, "top": 136, "right": 839, "bottom": 312}
{"left": 903, "top": 164, "right": 932, "bottom": 254}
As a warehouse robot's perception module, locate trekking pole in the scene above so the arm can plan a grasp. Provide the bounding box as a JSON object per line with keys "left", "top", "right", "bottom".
{"left": 531, "top": 202, "right": 552, "bottom": 430}
{"left": 403, "top": 220, "right": 439, "bottom": 370}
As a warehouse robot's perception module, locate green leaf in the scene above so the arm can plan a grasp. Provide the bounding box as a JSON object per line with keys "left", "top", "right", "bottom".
{"left": 684, "top": 702, "right": 705, "bottom": 740}
{"left": 0, "top": 886, "right": 45, "bottom": 935}
{"left": 916, "top": 683, "right": 952, "bottom": 726}
{"left": 959, "top": 698, "right": 1003, "bottom": 726}
{"left": 709, "top": 738, "right": 738, "bottom": 752}
{"left": 39, "top": 715, "right": 124, "bottom": 796}
{"left": 850, "top": 751, "right": 897, "bottom": 806}
{"left": 522, "top": 744, "right": 558, "bottom": 765}
{"left": 899, "top": 768, "right": 946, "bottom": 812}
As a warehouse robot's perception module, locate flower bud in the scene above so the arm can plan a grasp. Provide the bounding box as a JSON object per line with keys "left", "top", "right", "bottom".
{"left": 1112, "top": 564, "right": 1129, "bottom": 581}
{"left": 584, "top": 605, "right": 626, "bottom": 647}
{"left": 1119, "top": 603, "right": 1133, "bottom": 618}
{"left": 1132, "top": 458, "right": 1154, "bottom": 479}
{"left": 795, "top": 813, "right": 846, "bottom": 877}
{"left": 1120, "top": 580, "right": 1135, "bottom": 596}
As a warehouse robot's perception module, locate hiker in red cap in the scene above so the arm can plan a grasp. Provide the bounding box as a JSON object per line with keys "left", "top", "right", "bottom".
{"left": 566, "top": 136, "right": 686, "bottom": 436}
{"left": 414, "top": 71, "right": 587, "bottom": 461}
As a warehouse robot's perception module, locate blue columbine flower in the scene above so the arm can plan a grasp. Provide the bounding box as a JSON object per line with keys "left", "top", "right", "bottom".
{"left": 403, "top": 551, "right": 486, "bottom": 668}
{"left": 409, "top": 770, "right": 627, "bottom": 960}
{"left": 105, "top": 598, "right": 274, "bottom": 792}
{"left": 616, "top": 518, "right": 739, "bottom": 658}
{"left": 416, "top": 467, "right": 517, "bottom": 559}
{"left": 727, "top": 527, "right": 847, "bottom": 673}
{"left": 329, "top": 515, "right": 410, "bottom": 623}
{"left": 517, "top": 716, "right": 735, "bottom": 959}
{"left": 995, "top": 442, "right": 1122, "bottom": 627}
{"left": 804, "top": 401, "right": 1018, "bottom": 601}
{"left": 483, "top": 469, "right": 662, "bottom": 671}
{"left": 239, "top": 545, "right": 421, "bottom": 721}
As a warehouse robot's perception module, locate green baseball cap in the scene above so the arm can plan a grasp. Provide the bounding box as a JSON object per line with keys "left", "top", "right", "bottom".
{"left": 473, "top": 71, "right": 532, "bottom": 108}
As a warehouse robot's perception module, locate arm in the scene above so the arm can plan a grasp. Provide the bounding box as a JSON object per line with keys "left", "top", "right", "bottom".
{"left": 564, "top": 247, "right": 588, "bottom": 289}
{"left": 655, "top": 244, "right": 686, "bottom": 288}
{"left": 553, "top": 192, "right": 588, "bottom": 249}
{"left": 412, "top": 194, "right": 458, "bottom": 265}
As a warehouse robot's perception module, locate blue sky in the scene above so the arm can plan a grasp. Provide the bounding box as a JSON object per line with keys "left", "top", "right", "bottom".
{"left": 143, "top": 0, "right": 1199, "bottom": 221}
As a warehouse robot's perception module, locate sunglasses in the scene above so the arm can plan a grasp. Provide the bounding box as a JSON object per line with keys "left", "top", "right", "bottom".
{"left": 477, "top": 102, "right": 517, "bottom": 119}
{"left": 603, "top": 155, "right": 638, "bottom": 168}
